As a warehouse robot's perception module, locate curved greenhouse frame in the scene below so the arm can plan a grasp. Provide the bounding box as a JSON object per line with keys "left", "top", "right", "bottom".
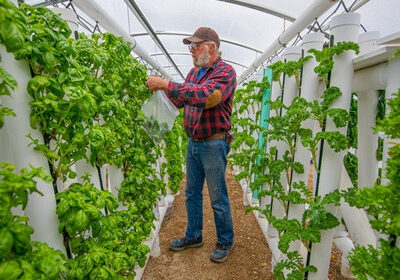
{"left": 1, "top": 0, "right": 399, "bottom": 279}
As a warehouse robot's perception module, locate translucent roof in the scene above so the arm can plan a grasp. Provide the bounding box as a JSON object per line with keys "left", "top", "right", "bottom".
{"left": 28, "top": 0, "right": 400, "bottom": 83}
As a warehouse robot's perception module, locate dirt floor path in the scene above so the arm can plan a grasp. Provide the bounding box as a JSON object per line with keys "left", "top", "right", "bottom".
{"left": 142, "top": 165, "right": 347, "bottom": 280}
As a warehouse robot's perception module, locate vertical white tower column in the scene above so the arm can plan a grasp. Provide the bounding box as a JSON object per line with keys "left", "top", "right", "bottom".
{"left": 357, "top": 31, "right": 381, "bottom": 188}
{"left": 0, "top": 41, "right": 65, "bottom": 252}
{"left": 288, "top": 33, "right": 325, "bottom": 256}
{"left": 260, "top": 57, "right": 284, "bottom": 218}
{"left": 381, "top": 54, "right": 400, "bottom": 185}
{"left": 270, "top": 47, "right": 302, "bottom": 225}
{"left": 268, "top": 48, "right": 302, "bottom": 267}
{"left": 308, "top": 13, "right": 360, "bottom": 280}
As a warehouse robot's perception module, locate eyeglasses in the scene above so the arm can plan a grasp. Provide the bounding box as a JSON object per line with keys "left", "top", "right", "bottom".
{"left": 188, "top": 42, "right": 208, "bottom": 51}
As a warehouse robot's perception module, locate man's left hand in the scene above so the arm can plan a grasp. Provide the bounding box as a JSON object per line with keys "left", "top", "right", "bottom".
{"left": 146, "top": 76, "right": 169, "bottom": 92}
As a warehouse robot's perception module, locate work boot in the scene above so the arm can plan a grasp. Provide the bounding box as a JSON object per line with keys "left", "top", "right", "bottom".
{"left": 210, "top": 243, "right": 233, "bottom": 263}
{"left": 170, "top": 236, "right": 203, "bottom": 251}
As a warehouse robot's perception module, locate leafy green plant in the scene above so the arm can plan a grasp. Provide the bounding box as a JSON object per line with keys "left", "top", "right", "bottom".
{"left": 0, "top": 0, "right": 27, "bottom": 53}
{"left": 161, "top": 113, "right": 186, "bottom": 193}
{"left": 231, "top": 43, "right": 358, "bottom": 278}
{"left": 143, "top": 116, "right": 170, "bottom": 142}
{"left": 347, "top": 93, "right": 358, "bottom": 149}
{"left": 56, "top": 181, "right": 150, "bottom": 279}
{"left": 0, "top": 162, "right": 66, "bottom": 280}
{"left": 1, "top": 3, "right": 172, "bottom": 278}
{"left": 269, "top": 56, "right": 312, "bottom": 90}
{"left": 308, "top": 41, "right": 359, "bottom": 86}
{"left": 0, "top": 65, "right": 17, "bottom": 129}
{"left": 344, "top": 89, "right": 400, "bottom": 279}
{"left": 0, "top": 0, "right": 29, "bottom": 128}
{"left": 343, "top": 152, "right": 358, "bottom": 187}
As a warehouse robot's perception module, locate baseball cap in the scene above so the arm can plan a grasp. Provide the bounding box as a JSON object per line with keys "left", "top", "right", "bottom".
{"left": 183, "top": 27, "right": 220, "bottom": 48}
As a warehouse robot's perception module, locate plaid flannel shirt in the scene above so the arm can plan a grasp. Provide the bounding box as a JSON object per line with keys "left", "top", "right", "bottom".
{"left": 167, "top": 57, "right": 237, "bottom": 139}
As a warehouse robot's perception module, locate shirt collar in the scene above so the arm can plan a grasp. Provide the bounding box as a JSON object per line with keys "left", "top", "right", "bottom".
{"left": 209, "top": 57, "right": 222, "bottom": 70}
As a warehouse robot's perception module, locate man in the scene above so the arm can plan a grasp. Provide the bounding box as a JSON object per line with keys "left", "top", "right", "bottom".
{"left": 146, "top": 27, "right": 236, "bottom": 263}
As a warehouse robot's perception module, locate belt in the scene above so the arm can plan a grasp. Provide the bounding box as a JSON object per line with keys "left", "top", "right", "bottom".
{"left": 193, "top": 132, "right": 226, "bottom": 142}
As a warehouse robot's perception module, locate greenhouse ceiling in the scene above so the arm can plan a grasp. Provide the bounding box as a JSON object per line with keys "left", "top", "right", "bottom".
{"left": 27, "top": 0, "right": 400, "bottom": 83}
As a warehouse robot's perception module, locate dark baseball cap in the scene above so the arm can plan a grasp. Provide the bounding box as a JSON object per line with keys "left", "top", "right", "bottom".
{"left": 183, "top": 27, "right": 220, "bottom": 48}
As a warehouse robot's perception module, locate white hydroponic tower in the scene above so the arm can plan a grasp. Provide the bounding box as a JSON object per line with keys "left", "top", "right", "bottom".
{"left": 1, "top": 0, "right": 399, "bottom": 279}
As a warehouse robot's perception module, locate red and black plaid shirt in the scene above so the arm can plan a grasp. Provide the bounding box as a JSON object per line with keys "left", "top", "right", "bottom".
{"left": 167, "top": 57, "right": 237, "bottom": 139}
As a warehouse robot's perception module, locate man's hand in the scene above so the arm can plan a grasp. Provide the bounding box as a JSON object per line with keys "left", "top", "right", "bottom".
{"left": 146, "top": 76, "right": 169, "bottom": 92}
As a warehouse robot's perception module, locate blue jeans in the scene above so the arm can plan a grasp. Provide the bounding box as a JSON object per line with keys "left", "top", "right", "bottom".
{"left": 185, "top": 137, "right": 234, "bottom": 245}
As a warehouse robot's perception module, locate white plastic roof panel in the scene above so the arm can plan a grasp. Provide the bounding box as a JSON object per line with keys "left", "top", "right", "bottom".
{"left": 23, "top": 0, "right": 400, "bottom": 82}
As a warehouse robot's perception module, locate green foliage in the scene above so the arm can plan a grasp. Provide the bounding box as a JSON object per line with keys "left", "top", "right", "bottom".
{"left": 347, "top": 93, "right": 358, "bottom": 148}
{"left": 345, "top": 90, "right": 400, "bottom": 278}
{"left": 231, "top": 50, "right": 353, "bottom": 278}
{"left": 0, "top": 0, "right": 30, "bottom": 128}
{"left": 274, "top": 251, "right": 317, "bottom": 280}
{"left": 309, "top": 41, "right": 359, "bottom": 85}
{"left": 0, "top": 0, "right": 28, "bottom": 53}
{"left": 343, "top": 152, "right": 358, "bottom": 187}
{"left": 1, "top": 2, "right": 176, "bottom": 278}
{"left": 143, "top": 116, "right": 170, "bottom": 142}
{"left": 376, "top": 90, "right": 386, "bottom": 123}
{"left": 161, "top": 112, "right": 186, "bottom": 193}
{"left": 0, "top": 162, "right": 66, "bottom": 279}
{"left": 375, "top": 89, "right": 400, "bottom": 139}
{"left": 389, "top": 48, "right": 400, "bottom": 60}
{"left": 0, "top": 66, "right": 17, "bottom": 128}
{"left": 56, "top": 182, "right": 152, "bottom": 279}
{"left": 349, "top": 239, "right": 400, "bottom": 280}
{"left": 269, "top": 56, "right": 312, "bottom": 90}
{"left": 56, "top": 183, "right": 118, "bottom": 236}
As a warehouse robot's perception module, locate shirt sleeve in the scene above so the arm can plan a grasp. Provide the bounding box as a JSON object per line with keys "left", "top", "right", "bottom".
{"left": 167, "top": 65, "right": 236, "bottom": 109}
{"left": 165, "top": 89, "right": 184, "bottom": 109}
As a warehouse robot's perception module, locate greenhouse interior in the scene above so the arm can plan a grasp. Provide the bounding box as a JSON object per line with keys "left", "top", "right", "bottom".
{"left": 1, "top": 0, "right": 400, "bottom": 279}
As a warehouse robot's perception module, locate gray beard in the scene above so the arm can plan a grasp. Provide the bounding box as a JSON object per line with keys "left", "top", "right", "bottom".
{"left": 193, "top": 48, "right": 210, "bottom": 68}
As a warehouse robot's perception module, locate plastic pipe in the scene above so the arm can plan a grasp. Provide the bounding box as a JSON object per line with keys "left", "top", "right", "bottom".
{"left": 260, "top": 57, "right": 282, "bottom": 220}
{"left": 321, "top": 0, "right": 371, "bottom": 32}
{"left": 269, "top": 48, "right": 302, "bottom": 241}
{"left": 293, "top": 32, "right": 325, "bottom": 190}
{"left": 0, "top": 99, "right": 25, "bottom": 218}
{"left": 134, "top": 194, "right": 175, "bottom": 280}
{"left": 358, "top": 89, "right": 379, "bottom": 187}
{"left": 355, "top": 32, "right": 382, "bottom": 188}
{"left": 340, "top": 165, "right": 376, "bottom": 247}
{"left": 0, "top": 47, "right": 65, "bottom": 252}
{"left": 282, "top": 47, "right": 303, "bottom": 109}
{"left": 0, "top": 99, "right": 13, "bottom": 164}
{"left": 333, "top": 221, "right": 355, "bottom": 279}
{"left": 381, "top": 55, "right": 400, "bottom": 185}
{"left": 288, "top": 33, "right": 325, "bottom": 255}
{"left": 72, "top": 0, "right": 172, "bottom": 80}
{"left": 259, "top": 58, "right": 283, "bottom": 217}
{"left": 308, "top": 13, "right": 361, "bottom": 280}
{"left": 353, "top": 62, "right": 388, "bottom": 92}
{"left": 268, "top": 237, "right": 286, "bottom": 267}
{"left": 239, "top": 0, "right": 339, "bottom": 83}
{"left": 358, "top": 31, "right": 381, "bottom": 56}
